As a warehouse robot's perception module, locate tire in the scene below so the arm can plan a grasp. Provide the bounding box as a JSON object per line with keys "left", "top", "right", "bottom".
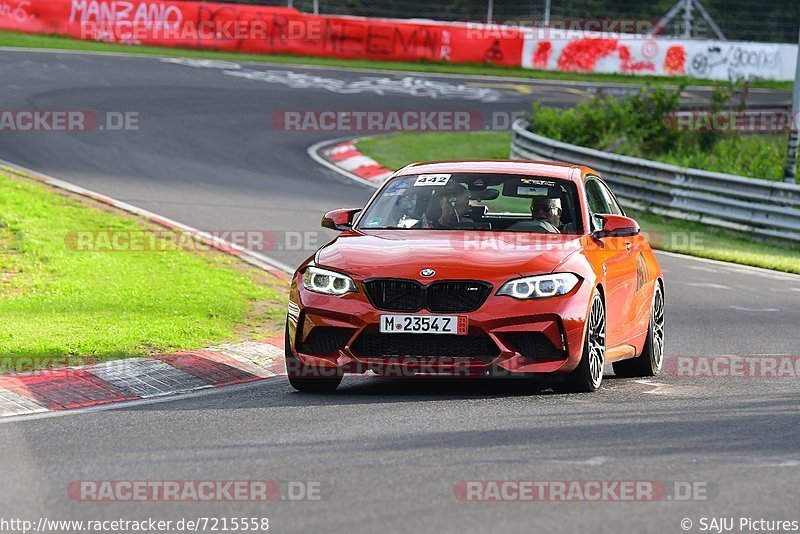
{"left": 555, "top": 290, "right": 606, "bottom": 393}
{"left": 285, "top": 325, "right": 342, "bottom": 393}
{"left": 613, "top": 281, "right": 665, "bottom": 378}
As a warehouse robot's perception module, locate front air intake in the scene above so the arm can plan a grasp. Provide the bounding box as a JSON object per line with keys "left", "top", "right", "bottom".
{"left": 363, "top": 279, "right": 491, "bottom": 313}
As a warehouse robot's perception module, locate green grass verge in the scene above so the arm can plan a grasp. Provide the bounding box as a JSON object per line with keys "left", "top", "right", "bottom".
{"left": 0, "top": 30, "right": 791, "bottom": 90}
{"left": 0, "top": 169, "right": 287, "bottom": 368}
{"left": 626, "top": 134, "right": 788, "bottom": 182}
{"left": 531, "top": 90, "right": 794, "bottom": 182}
{"left": 633, "top": 210, "right": 800, "bottom": 274}
{"left": 356, "top": 131, "right": 800, "bottom": 274}
{"left": 358, "top": 131, "right": 513, "bottom": 170}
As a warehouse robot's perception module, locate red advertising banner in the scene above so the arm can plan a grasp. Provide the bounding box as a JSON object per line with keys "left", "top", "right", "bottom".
{"left": 0, "top": 0, "right": 524, "bottom": 67}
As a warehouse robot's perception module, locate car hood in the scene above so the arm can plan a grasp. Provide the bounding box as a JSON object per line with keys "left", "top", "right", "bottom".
{"left": 315, "top": 230, "right": 584, "bottom": 280}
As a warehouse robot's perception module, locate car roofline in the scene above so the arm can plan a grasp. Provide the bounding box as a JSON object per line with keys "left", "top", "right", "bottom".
{"left": 393, "top": 160, "right": 592, "bottom": 185}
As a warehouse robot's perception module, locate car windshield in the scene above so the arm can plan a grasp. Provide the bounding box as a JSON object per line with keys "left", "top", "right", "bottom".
{"left": 357, "top": 173, "right": 583, "bottom": 234}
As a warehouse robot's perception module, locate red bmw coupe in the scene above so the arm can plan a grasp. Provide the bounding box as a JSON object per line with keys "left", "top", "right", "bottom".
{"left": 286, "top": 161, "right": 665, "bottom": 393}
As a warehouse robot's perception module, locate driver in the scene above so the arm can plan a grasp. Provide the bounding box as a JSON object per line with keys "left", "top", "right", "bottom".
{"left": 420, "top": 183, "right": 471, "bottom": 228}
{"left": 530, "top": 196, "right": 563, "bottom": 231}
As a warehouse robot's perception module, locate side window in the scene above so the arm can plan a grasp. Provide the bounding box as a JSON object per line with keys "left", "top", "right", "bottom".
{"left": 597, "top": 180, "right": 624, "bottom": 216}
{"left": 585, "top": 179, "right": 611, "bottom": 214}
{"left": 585, "top": 178, "right": 611, "bottom": 231}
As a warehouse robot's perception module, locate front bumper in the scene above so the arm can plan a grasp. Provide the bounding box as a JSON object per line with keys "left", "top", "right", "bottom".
{"left": 287, "top": 274, "right": 593, "bottom": 377}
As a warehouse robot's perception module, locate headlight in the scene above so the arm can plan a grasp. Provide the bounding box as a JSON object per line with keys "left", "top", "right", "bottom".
{"left": 302, "top": 266, "right": 357, "bottom": 296}
{"left": 497, "top": 273, "right": 580, "bottom": 299}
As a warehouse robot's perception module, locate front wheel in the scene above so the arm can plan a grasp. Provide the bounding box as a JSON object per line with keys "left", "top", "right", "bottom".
{"left": 285, "top": 326, "right": 342, "bottom": 393}
{"left": 555, "top": 290, "right": 606, "bottom": 393}
{"left": 613, "top": 282, "right": 665, "bottom": 378}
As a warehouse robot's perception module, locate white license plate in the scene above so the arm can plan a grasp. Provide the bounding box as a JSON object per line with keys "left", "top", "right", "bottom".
{"left": 380, "top": 315, "right": 468, "bottom": 335}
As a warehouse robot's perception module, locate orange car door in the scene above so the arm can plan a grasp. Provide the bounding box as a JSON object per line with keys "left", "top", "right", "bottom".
{"left": 597, "top": 179, "right": 651, "bottom": 340}
{"left": 585, "top": 177, "right": 638, "bottom": 349}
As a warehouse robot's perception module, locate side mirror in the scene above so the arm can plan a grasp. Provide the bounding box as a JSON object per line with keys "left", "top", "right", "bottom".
{"left": 321, "top": 208, "right": 361, "bottom": 231}
{"left": 593, "top": 214, "right": 640, "bottom": 238}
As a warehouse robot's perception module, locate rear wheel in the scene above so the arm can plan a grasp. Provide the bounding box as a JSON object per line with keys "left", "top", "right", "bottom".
{"left": 555, "top": 290, "right": 606, "bottom": 393}
{"left": 285, "top": 325, "right": 343, "bottom": 392}
{"left": 613, "top": 282, "right": 665, "bottom": 378}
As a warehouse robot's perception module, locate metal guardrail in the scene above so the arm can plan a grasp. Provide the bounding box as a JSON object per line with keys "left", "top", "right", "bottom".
{"left": 510, "top": 119, "right": 800, "bottom": 243}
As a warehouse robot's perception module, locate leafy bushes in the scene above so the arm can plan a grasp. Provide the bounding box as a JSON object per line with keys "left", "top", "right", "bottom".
{"left": 529, "top": 84, "right": 788, "bottom": 181}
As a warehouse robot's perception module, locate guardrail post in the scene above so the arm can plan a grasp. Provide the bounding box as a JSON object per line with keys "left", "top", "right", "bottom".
{"left": 682, "top": 0, "right": 693, "bottom": 38}
{"left": 784, "top": 27, "right": 800, "bottom": 184}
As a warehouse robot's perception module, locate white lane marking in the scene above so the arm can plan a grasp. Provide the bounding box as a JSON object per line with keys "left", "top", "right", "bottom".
{"left": 633, "top": 380, "right": 669, "bottom": 394}
{"left": 633, "top": 380, "right": 691, "bottom": 396}
{"left": 687, "top": 282, "right": 732, "bottom": 290}
{"left": 656, "top": 251, "right": 800, "bottom": 281}
{"left": 443, "top": 456, "right": 609, "bottom": 467}
{"left": 548, "top": 456, "right": 608, "bottom": 466}
{"left": 752, "top": 460, "right": 800, "bottom": 467}
{"left": 729, "top": 305, "right": 780, "bottom": 312}
{"left": 161, "top": 57, "right": 242, "bottom": 70}
{"left": 223, "top": 68, "right": 508, "bottom": 102}
{"left": 718, "top": 266, "right": 797, "bottom": 281}
{"left": 689, "top": 265, "right": 720, "bottom": 273}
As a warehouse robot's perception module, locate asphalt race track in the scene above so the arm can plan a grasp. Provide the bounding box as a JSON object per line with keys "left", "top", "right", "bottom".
{"left": 1, "top": 49, "right": 798, "bottom": 533}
